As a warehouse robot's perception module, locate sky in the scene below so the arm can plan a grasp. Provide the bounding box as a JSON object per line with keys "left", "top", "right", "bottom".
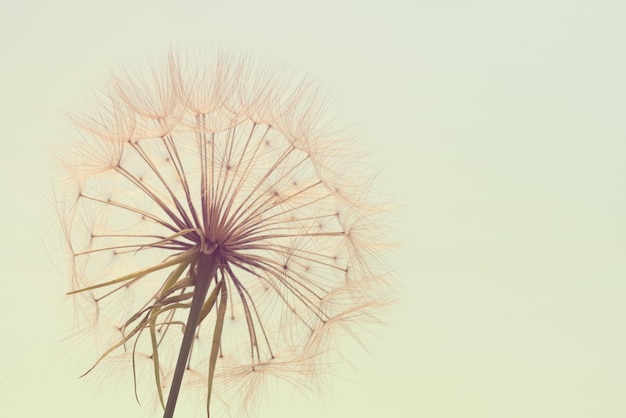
{"left": 2, "top": 0, "right": 626, "bottom": 417}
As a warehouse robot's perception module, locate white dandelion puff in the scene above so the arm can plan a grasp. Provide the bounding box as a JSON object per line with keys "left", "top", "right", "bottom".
{"left": 57, "top": 51, "right": 395, "bottom": 418}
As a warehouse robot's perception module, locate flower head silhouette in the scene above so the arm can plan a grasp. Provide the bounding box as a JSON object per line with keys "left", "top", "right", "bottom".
{"left": 58, "top": 52, "right": 393, "bottom": 417}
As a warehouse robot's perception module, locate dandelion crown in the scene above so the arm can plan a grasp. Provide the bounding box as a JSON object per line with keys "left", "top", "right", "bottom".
{"left": 58, "top": 51, "right": 393, "bottom": 417}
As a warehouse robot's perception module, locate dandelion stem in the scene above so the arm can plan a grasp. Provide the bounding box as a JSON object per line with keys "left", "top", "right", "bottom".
{"left": 163, "top": 252, "right": 219, "bottom": 418}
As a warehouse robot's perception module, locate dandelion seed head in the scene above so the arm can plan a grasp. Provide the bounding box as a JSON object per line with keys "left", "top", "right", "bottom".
{"left": 58, "top": 51, "right": 394, "bottom": 417}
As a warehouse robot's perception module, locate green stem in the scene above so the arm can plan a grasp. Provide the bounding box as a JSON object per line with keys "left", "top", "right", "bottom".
{"left": 163, "top": 252, "right": 218, "bottom": 418}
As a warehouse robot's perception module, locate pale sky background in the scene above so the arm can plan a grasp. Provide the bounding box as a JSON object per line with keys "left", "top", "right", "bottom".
{"left": 2, "top": 0, "right": 626, "bottom": 417}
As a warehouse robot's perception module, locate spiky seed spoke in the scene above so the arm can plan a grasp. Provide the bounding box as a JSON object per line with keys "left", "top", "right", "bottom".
{"left": 226, "top": 143, "right": 297, "bottom": 229}
{"left": 229, "top": 191, "right": 307, "bottom": 240}
{"left": 229, "top": 156, "right": 314, "bottom": 229}
{"left": 215, "top": 122, "right": 260, "bottom": 233}
{"left": 161, "top": 134, "right": 203, "bottom": 229}
{"left": 229, "top": 273, "right": 261, "bottom": 361}
{"left": 78, "top": 193, "right": 179, "bottom": 233}
{"left": 228, "top": 251, "right": 330, "bottom": 299}
{"left": 129, "top": 141, "right": 196, "bottom": 230}
{"left": 232, "top": 230, "right": 345, "bottom": 248}
{"left": 220, "top": 123, "right": 270, "bottom": 221}
{"left": 115, "top": 165, "right": 189, "bottom": 232}
{"left": 229, "top": 211, "right": 337, "bottom": 239}
{"left": 224, "top": 264, "right": 275, "bottom": 359}
{"left": 237, "top": 255, "right": 328, "bottom": 309}
{"left": 228, "top": 258, "right": 326, "bottom": 327}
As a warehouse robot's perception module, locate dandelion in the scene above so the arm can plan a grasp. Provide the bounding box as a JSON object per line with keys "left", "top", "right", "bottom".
{"left": 57, "top": 51, "right": 393, "bottom": 417}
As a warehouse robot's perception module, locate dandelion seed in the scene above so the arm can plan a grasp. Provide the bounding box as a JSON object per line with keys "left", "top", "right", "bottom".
{"left": 57, "top": 51, "right": 394, "bottom": 418}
